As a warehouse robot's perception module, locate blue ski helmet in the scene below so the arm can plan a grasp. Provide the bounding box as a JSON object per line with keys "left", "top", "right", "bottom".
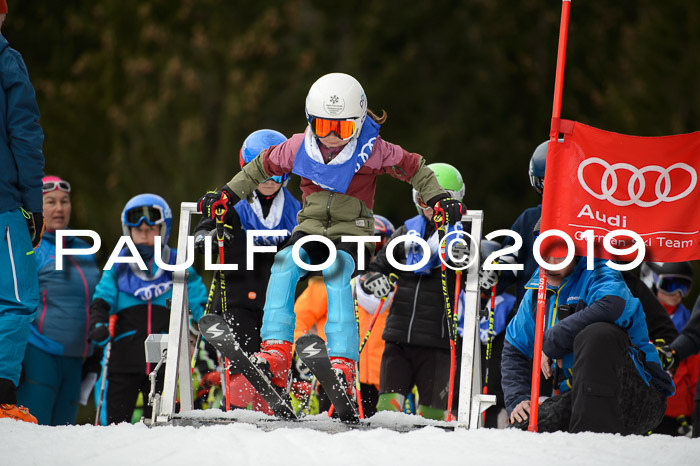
{"left": 528, "top": 141, "right": 548, "bottom": 196}
{"left": 121, "top": 193, "right": 173, "bottom": 243}
{"left": 240, "top": 129, "right": 287, "bottom": 165}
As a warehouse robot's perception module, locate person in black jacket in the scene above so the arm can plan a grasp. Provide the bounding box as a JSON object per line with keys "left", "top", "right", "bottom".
{"left": 194, "top": 129, "right": 301, "bottom": 412}
{"left": 361, "top": 163, "right": 468, "bottom": 420}
{"left": 660, "top": 292, "right": 700, "bottom": 437}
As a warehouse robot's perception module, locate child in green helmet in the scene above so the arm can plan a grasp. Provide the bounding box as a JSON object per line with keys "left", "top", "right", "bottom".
{"left": 360, "top": 163, "right": 469, "bottom": 420}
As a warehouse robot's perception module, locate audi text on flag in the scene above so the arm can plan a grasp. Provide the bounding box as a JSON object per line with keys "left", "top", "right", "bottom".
{"left": 541, "top": 119, "right": 700, "bottom": 262}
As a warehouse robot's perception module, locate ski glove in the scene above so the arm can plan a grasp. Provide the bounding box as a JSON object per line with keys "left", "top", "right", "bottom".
{"left": 91, "top": 322, "right": 111, "bottom": 347}
{"left": 449, "top": 241, "right": 470, "bottom": 268}
{"left": 428, "top": 194, "right": 465, "bottom": 226}
{"left": 360, "top": 272, "right": 392, "bottom": 299}
{"left": 23, "top": 210, "right": 44, "bottom": 248}
{"left": 656, "top": 342, "right": 677, "bottom": 372}
{"left": 478, "top": 254, "right": 516, "bottom": 289}
{"left": 194, "top": 228, "right": 234, "bottom": 254}
{"left": 197, "top": 186, "right": 238, "bottom": 219}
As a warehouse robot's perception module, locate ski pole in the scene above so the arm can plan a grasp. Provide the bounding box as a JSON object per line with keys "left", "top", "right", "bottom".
{"left": 352, "top": 288, "right": 364, "bottom": 419}
{"left": 446, "top": 270, "right": 461, "bottom": 422}
{"left": 94, "top": 314, "right": 118, "bottom": 426}
{"left": 212, "top": 193, "right": 231, "bottom": 411}
{"left": 434, "top": 205, "right": 455, "bottom": 422}
{"left": 482, "top": 283, "right": 497, "bottom": 424}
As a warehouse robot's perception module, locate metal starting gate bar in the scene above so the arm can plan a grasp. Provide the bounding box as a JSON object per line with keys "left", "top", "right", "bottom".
{"left": 155, "top": 205, "right": 494, "bottom": 428}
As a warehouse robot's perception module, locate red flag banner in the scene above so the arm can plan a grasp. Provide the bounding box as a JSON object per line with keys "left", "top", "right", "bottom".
{"left": 541, "top": 119, "right": 700, "bottom": 262}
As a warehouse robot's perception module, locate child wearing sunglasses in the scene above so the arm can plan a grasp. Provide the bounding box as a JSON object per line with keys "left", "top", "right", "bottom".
{"left": 88, "top": 194, "right": 208, "bottom": 424}
{"left": 198, "top": 73, "right": 465, "bottom": 410}
{"left": 195, "top": 129, "right": 302, "bottom": 413}
{"left": 642, "top": 261, "right": 698, "bottom": 436}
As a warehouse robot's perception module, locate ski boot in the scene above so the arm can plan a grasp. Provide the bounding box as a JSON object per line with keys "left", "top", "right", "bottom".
{"left": 0, "top": 404, "right": 38, "bottom": 424}
{"left": 251, "top": 340, "right": 293, "bottom": 393}
{"left": 329, "top": 357, "right": 356, "bottom": 398}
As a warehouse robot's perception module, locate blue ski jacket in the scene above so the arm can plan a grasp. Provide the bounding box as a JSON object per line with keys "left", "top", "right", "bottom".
{"left": 502, "top": 258, "right": 674, "bottom": 414}
{"left": 0, "top": 34, "right": 44, "bottom": 214}
{"left": 29, "top": 231, "right": 101, "bottom": 358}
{"left": 90, "top": 247, "right": 207, "bottom": 373}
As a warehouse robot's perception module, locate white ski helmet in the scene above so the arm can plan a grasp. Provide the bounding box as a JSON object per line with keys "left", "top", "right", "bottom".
{"left": 305, "top": 73, "right": 367, "bottom": 140}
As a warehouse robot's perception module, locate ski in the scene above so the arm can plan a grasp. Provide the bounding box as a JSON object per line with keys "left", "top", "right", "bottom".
{"left": 198, "top": 314, "right": 297, "bottom": 419}
{"left": 295, "top": 334, "right": 360, "bottom": 424}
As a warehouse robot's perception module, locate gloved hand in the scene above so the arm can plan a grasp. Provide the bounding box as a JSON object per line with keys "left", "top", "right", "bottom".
{"left": 26, "top": 211, "right": 45, "bottom": 248}
{"left": 194, "top": 228, "right": 234, "bottom": 254}
{"left": 200, "top": 371, "right": 222, "bottom": 389}
{"left": 479, "top": 268, "right": 498, "bottom": 289}
{"left": 360, "top": 272, "right": 392, "bottom": 298}
{"left": 90, "top": 322, "right": 111, "bottom": 347}
{"left": 449, "top": 241, "right": 470, "bottom": 268}
{"left": 197, "top": 186, "right": 238, "bottom": 219}
{"left": 655, "top": 342, "right": 677, "bottom": 372}
{"left": 479, "top": 254, "right": 516, "bottom": 289}
{"left": 428, "top": 194, "right": 465, "bottom": 226}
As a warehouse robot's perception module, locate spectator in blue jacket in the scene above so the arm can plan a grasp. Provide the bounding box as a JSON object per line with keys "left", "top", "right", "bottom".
{"left": 502, "top": 250, "right": 674, "bottom": 434}
{"left": 17, "top": 176, "right": 100, "bottom": 425}
{"left": 89, "top": 194, "right": 208, "bottom": 424}
{"left": 0, "top": 1, "right": 46, "bottom": 424}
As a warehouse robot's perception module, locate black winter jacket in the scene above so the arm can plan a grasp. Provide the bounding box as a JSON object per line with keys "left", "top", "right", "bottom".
{"left": 368, "top": 221, "right": 465, "bottom": 349}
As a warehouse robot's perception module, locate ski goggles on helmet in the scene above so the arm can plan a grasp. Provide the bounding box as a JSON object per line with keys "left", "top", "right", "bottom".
{"left": 42, "top": 180, "right": 71, "bottom": 194}
{"left": 308, "top": 116, "right": 357, "bottom": 140}
{"left": 415, "top": 195, "right": 432, "bottom": 211}
{"left": 124, "top": 205, "right": 166, "bottom": 228}
{"left": 655, "top": 274, "right": 692, "bottom": 297}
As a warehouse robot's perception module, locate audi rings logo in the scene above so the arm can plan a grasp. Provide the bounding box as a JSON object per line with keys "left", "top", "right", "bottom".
{"left": 577, "top": 157, "right": 697, "bottom": 207}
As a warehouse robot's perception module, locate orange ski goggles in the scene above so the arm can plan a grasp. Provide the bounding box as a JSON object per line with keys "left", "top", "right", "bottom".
{"left": 308, "top": 117, "right": 357, "bottom": 140}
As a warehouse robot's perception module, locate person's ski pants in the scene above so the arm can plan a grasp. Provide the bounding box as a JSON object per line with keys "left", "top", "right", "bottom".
{"left": 17, "top": 343, "right": 82, "bottom": 425}
{"left": 0, "top": 209, "right": 39, "bottom": 402}
{"left": 261, "top": 244, "right": 359, "bottom": 361}
{"left": 517, "top": 322, "right": 666, "bottom": 434}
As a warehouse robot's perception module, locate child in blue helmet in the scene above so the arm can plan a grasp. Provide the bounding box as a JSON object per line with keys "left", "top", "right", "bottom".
{"left": 89, "top": 194, "right": 208, "bottom": 424}
{"left": 194, "top": 130, "right": 301, "bottom": 413}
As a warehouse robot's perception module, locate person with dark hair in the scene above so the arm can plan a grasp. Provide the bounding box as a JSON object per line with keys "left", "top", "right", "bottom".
{"left": 0, "top": 0, "right": 46, "bottom": 424}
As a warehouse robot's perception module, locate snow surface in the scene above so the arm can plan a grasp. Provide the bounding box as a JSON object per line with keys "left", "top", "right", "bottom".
{"left": 2, "top": 410, "right": 699, "bottom": 466}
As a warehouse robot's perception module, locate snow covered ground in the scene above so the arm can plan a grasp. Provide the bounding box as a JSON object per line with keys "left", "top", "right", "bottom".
{"left": 2, "top": 411, "right": 698, "bottom": 466}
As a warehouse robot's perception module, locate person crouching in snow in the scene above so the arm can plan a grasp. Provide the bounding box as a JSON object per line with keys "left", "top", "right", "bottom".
{"left": 502, "top": 234, "right": 674, "bottom": 434}
{"left": 194, "top": 129, "right": 302, "bottom": 413}
{"left": 197, "top": 73, "right": 465, "bottom": 406}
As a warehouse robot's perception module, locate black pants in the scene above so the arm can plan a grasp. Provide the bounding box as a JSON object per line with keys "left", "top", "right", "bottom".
{"left": 360, "top": 383, "right": 379, "bottom": 418}
{"left": 379, "top": 342, "right": 450, "bottom": 410}
{"left": 516, "top": 322, "right": 666, "bottom": 434}
{"left": 106, "top": 369, "right": 164, "bottom": 424}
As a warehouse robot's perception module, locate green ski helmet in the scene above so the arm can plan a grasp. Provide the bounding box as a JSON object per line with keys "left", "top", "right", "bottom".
{"left": 412, "top": 162, "right": 465, "bottom": 213}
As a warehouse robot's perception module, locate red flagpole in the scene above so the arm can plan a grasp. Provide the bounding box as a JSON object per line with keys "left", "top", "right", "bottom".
{"left": 528, "top": 0, "right": 571, "bottom": 433}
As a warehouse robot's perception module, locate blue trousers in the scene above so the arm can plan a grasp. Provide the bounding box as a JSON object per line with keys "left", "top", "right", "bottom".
{"left": 17, "top": 343, "right": 82, "bottom": 425}
{"left": 0, "top": 209, "right": 39, "bottom": 394}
